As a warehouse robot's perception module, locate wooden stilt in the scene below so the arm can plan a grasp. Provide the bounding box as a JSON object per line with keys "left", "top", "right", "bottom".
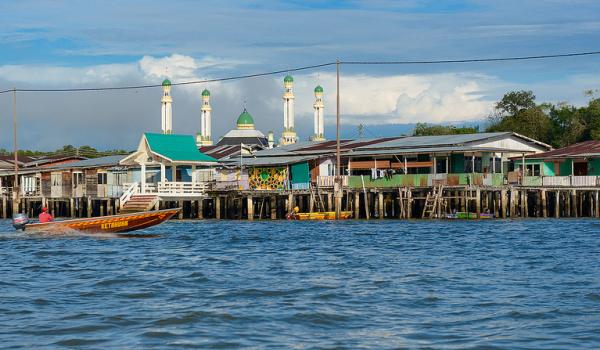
{"left": 198, "top": 199, "right": 204, "bottom": 219}
{"left": 571, "top": 190, "right": 577, "bottom": 218}
{"left": 1, "top": 195, "right": 6, "bottom": 219}
{"left": 270, "top": 196, "right": 277, "bottom": 219}
{"left": 555, "top": 190, "right": 560, "bottom": 218}
{"left": 247, "top": 196, "right": 254, "bottom": 221}
{"left": 541, "top": 190, "right": 547, "bottom": 218}
{"left": 407, "top": 189, "right": 413, "bottom": 219}
{"left": 475, "top": 187, "right": 481, "bottom": 218}
{"left": 500, "top": 189, "right": 507, "bottom": 219}
{"left": 594, "top": 191, "right": 600, "bottom": 218}
{"left": 363, "top": 191, "right": 370, "bottom": 220}
{"left": 377, "top": 191, "right": 384, "bottom": 219}
{"left": 215, "top": 196, "right": 221, "bottom": 220}
{"left": 354, "top": 191, "right": 360, "bottom": 219}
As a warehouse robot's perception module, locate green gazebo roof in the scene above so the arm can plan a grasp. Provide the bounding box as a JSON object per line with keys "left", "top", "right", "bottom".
{"left": 144, "top": 133, "right": 216, "bottom": 162}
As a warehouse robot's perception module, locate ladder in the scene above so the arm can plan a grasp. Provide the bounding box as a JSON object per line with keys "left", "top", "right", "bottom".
{"left": 309, "top": 185, "right": 326, "bottom": 212}
{"left": 422, "top": 185, "right": 444, "bottom": 219}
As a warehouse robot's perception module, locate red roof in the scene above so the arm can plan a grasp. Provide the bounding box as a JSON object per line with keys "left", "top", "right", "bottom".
{"left": 526, "top": 140, "right": 600, "bottom": 159}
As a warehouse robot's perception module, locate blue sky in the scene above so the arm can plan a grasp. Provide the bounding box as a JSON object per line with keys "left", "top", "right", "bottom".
{"left": 1, "top": 0, "right": 600, "bottom": 150}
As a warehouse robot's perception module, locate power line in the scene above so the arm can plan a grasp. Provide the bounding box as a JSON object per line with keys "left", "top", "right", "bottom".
{"left": 343, "top": 50, "right": 600, "bottom": 65}
{"left": 1, "top": 50, "right": 599, "bottom": 94}
{"left": 0, "top": 62, "right": 337, "bottom": 94}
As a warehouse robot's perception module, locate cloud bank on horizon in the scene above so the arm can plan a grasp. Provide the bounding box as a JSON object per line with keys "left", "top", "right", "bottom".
{"left": 0, "top": 0, "right": 599, "bottom": 150}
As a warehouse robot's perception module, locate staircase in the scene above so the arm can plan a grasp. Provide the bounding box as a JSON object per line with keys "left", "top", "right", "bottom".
{"left": 422, "top": 185, "right": 444, "bottom": 219}
{"left": 309, "top": 185, "right": 326, "bottom": 212}
{"left": 119, "top": 195, "right": 159, "bottom": 214}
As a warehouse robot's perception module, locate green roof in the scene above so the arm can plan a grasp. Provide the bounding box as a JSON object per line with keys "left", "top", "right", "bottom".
{"left": 144, "top": 133, "right": 216, "bottom": 162}
{"left": 284, "top": 75, "right": 293, "bottom": 83}
{"left": 314, "top": 85, "right": 323, "bottom": 93}
{"left": 237, "top": 109, "right": 254, "bottom": 125}
{"left": 202, "top": 89, "right": 210, "bottom": 97}
{"left": 162, "top": 79, "right": 171, "bottom": 86}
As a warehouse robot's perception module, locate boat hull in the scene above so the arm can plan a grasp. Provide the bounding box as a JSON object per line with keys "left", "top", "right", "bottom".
{"left": 296, "top": 211, "right": 353, "bottom": 220}
{"left": 24, "top": 208, "right": 180, "bottom": 234}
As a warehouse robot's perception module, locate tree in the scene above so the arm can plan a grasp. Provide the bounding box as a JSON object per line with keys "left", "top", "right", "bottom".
{"left": 487, "top": 106, "right": 553, "bottom": 144}
{"left": 413, "top": 123, "right": 479, "bottom": 136}
{"left": 548, "top": 103, "right": 586, "bottom": 148}
{"left": 495, "top": 90, "right": 536, "bottom": 115}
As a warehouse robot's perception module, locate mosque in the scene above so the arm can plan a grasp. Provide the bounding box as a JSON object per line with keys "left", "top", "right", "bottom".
{"left": 158, "top": 75, "right": 326, "bottom": 152}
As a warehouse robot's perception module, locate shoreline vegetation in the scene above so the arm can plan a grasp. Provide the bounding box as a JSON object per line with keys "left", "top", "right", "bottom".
{"left": 415, "top": 89, "right": 600, "bottom": 149}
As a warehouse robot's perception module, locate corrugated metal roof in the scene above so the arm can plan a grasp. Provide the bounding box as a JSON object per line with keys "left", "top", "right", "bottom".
{"left": 49, "top": 155, "right": 127, "bottom": 169}
{"left": 223, "top": 155, "right": 319, "bottom": 166}
{"left": 355, "top": 132, "right": 512, "bottom": 149}
{"left": 525, "top": 140, "right": 600, "bottom": 159}
{"left": 347, "top": 146, "right": 534, "bottom": 157}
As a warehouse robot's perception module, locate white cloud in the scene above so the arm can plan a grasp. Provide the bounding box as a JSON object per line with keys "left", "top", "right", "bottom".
{"left": 286, "top": 72, "right": 496, "bottom": 125}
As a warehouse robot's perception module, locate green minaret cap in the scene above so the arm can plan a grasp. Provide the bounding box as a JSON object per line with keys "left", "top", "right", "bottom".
{"left": 162, "top": 79, "right": 171, "bottom": 86}
{"left": 202, "top": 89, "right": 210, "bottom": 97}
{"left": 284, "top": 75, "right": 294, "bottom": 83}
{"left": 314, "top": 85, "right": 323, "bottom": 93}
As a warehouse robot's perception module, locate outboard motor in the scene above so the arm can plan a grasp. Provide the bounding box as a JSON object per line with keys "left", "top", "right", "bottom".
{"left": 12, "top": 213, "right": 29, "bottom": 231}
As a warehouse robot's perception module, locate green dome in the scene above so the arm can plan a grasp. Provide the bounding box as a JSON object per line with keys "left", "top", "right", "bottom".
{"left": 162, "top": 79, "right": 171, "bottom": 86}
{"left": 314, "top": 85, "right": 323, "bottom": 93}
{"left": 202, "top": 89, "right": 210, "bottom": 97}
{"left": 284, "top": 75, "right": 294, "bottom": 83}
{"left": 237, "top": 109, "right": 254, "bottom": 126}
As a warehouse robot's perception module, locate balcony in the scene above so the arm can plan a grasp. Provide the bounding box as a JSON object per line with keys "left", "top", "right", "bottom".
{"left": 347, "top": 173, "right": 504, "bottom": 189}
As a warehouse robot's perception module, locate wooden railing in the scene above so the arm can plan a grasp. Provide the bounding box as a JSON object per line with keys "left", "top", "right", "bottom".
{"left": 157, "top": 181, "right": 208, "bottom": 196}
{"left": 540, "top": 176, "right": 600, "bottom": 187}
{"left": 119, "top": 182, "right": 139, "bottom": 209}
{"left": 316, "top": 175, "right": 349, "bottom": 188}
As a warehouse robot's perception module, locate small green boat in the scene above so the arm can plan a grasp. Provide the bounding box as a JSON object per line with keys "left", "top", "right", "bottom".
{"left": 446, "top": 212, "right": 494, "bottom": 220}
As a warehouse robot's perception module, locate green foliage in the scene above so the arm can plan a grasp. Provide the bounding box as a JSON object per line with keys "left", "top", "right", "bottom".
{"left": 487, "top": 90, "right": 600, "bottom": 147}
{"left": 495, "top": 90, "right": 536, "bottom": 115}
{"left": 0, "top": 145, "right": 129, "bottom": 158}
{"left": 413, "top": 123, "right": 479, "bottom": 136}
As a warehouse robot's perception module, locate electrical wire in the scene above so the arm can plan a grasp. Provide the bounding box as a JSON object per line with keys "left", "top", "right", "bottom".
{"left": 1, "top": 50, "right": 599, "bottom": 94}
{"left": 342, "top": 50, "right": 600, "bottom": 65}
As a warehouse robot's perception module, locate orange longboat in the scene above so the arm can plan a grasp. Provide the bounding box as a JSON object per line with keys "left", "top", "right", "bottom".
{"left": 17, "top": 208, "right": 180, "bottom": 234}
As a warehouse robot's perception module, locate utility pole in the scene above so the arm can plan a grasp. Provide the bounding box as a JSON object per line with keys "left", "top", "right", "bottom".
{"left": 12, "top": 88, "right": 20, "bottom": 213}
{"left": 335, "top": 59, "right": 342, "bottom": 220}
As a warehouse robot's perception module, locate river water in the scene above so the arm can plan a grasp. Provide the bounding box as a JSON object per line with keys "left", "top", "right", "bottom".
{"left": 1, "top": 219, "right": 599, "bottom": 349}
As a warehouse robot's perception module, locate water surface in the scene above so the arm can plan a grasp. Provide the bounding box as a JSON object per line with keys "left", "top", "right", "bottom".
{"left": 1, "top": 219, "right": 599, "bottom": 349}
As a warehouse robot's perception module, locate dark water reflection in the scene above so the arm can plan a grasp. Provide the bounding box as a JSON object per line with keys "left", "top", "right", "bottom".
{"left": 1, "top": 219, "right": 599, "bottom": 349}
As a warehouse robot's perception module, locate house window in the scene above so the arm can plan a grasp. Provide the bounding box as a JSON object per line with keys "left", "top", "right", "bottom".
{"left": 97, "top": 173, "right": 108, "bottom": 185}
{"left": 435, "top": 157, "right": 447, "bottom": 173}
{"left": 113, "top": 172, "right": 126, "bottom": 186}
{"left": 521, "top": 164, "right": 541, "bottom": 176}
{"left": 73, "top": 172, "right": 84, "bottom": 186}
{"left": 51, "top": 173, "right": 62, "bottom": 186}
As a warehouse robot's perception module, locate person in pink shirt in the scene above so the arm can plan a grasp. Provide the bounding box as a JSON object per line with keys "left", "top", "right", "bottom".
{"left": 38, "top": 207, "right": 53, "bottom": 223}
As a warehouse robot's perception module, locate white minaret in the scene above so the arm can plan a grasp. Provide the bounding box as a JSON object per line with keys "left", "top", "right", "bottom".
{"left": 197, "top": 89, "right": 213, "bottom": 146}
{"left": 280, "top": 75, "right": 297, "bottom": 145}
{"left": 311, "top": 85, "right": 325, "bottom": 141}
{"left": 161, "top": 79, "right": 173, "bottom": 134}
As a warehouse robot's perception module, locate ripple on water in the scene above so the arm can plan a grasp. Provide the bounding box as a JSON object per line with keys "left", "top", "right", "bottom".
{"left": 0, "top": 219, "right": 599, "bottom": 348}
